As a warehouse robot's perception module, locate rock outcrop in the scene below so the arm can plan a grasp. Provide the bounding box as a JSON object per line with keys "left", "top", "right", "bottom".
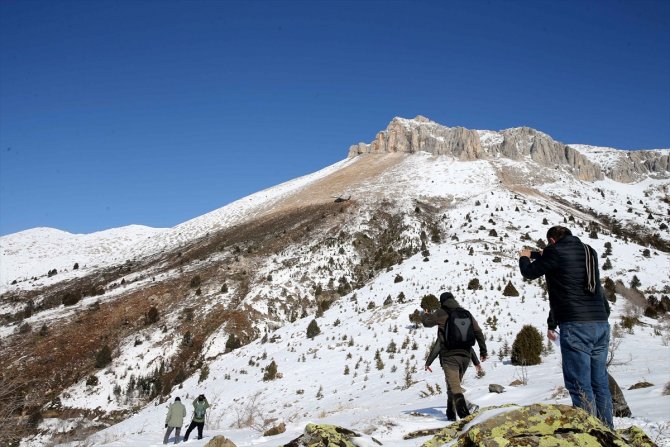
{"left": 606, "top": 150, "right": 669, "bottom": 183}
{"left": 414, "top": 403, "right": 656, "bottom": 447}
{"left": 285, "top": 405, "right": 656, "bottom": 447}
{"left": 349, "top": 116, "right": 670, "bottom": 183}
{"left": 282, "top": 423, "right": 382, "bottom": 447}
{"left": 348, "top": 116, "right": 483, "bottom": 160}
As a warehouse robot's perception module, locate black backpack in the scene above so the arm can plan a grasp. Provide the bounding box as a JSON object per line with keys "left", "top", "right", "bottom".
{"left": 442, "top": 308, "right": 476, "bottom": 349}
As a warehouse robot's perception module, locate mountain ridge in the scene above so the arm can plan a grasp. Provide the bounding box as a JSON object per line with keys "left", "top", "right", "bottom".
{"left": 349, "top": 116, "right": 670, "bottom": 183}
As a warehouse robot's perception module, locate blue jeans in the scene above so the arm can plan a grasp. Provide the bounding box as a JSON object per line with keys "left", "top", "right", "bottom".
{"left": 559, "top": 321, "right": 613, "bottom": 428}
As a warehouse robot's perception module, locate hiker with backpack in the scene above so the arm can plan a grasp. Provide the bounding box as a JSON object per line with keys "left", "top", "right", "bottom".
{"left": 519, "top": 225, "right": 613, "bottom": 428}
{"left": 183, "top": 394, "right": 210, "bottom": 441}
{"left": 421, "top": 292, "right": 488, "bottom": 421}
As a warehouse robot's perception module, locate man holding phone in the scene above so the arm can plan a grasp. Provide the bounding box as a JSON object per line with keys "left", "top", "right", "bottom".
{"left": 518, "top": 226, "right": 612, "bottom": 428}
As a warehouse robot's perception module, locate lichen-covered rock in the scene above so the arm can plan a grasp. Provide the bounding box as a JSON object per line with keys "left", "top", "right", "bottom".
{"left": 418, "top": 404, "right": 656, "bottom": 447}
{"left": 282, "top": 423, "right": 382, "bottom": 447}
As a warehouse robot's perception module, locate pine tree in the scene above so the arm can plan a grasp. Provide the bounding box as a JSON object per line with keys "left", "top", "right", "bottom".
{"left": 602, "top": 258, "right": 613, "bottom": 271}
{"left": 306, "top": 319, "right": 320, "bottom": 339}
{"left": 502, "top": 281, "right": 520, "bottom": 297}
{"left": 95, "top": 345, "right": 112, "bottom": 368}
{"left": 263, "top": 360, "right": 278, "bottom": 381}
{"left": 631, "top": 275, "right": 641, "bottom": 289}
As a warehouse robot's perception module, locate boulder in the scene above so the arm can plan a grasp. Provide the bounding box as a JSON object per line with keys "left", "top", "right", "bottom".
{"left": 418, "top": 403, "right": 656, "bottom": 447}
{"left": 282, "top": 423, "right": 382, "bottom": 447}
{"left": 204, "top": 435, "right": 237, "bottom": 447}
{"left": 488, "top": 384, "right": 505, "bottom": 393}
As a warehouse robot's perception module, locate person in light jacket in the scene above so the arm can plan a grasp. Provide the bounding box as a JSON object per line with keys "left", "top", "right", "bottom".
{"left": 184, "top": 394, "right": 210, "bottom": 441}
{"left": 163, "top": 397, "right": 187, "bottom": 444}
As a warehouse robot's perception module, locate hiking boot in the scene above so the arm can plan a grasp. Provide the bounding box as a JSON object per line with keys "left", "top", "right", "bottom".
{"left": 446, "top": 395, "right": 457, "bottom": 421}
{"left": 467, "top": 402, "right": 479, "bottom": 414}
{"left": 453, "top": 393, "right": 470, "bottom": 419}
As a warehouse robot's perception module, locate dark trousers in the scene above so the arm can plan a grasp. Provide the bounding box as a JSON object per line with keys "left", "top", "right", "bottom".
{"left": 184, "top": 420, "right": 204, "bottom": 440}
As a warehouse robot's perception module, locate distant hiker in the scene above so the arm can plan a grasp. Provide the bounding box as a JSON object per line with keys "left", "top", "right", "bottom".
{"left": 421, "top": 292, "right": 487, "bottom": 421}
{"left": 183, "top": 394, "right": 210, "bottom": 441}
{"left": 164, "top": 397, "right": 187, "bottom": 445}
{"left": 519, "top": 225, "right": 613, "bottom": 428}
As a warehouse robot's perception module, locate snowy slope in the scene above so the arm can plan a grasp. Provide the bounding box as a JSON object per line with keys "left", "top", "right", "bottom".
{"left": 21, "top": 152, "right": 669, "bottom": 447}
{"left": 0, "top": 225, "right": 166, "bottom": 290}
{"left": 0, "top": 158, "right": 356, "bottom": 292}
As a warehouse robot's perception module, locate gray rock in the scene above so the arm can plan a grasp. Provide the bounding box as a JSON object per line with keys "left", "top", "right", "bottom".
{"left": 489, "top": 384, "right": 505, "bottom": 393}
{"left": 349, "top": 116, "right": 669, "bottom": 183}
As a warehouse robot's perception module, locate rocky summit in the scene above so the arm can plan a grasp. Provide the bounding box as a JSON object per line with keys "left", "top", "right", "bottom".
{"left": 349, "top": 116, "right": 669, "bottom": 182}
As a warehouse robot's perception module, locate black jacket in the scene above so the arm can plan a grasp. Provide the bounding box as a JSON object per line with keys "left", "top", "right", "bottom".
{"left": 519, "top": 235, "right": 608, "bottom": 327}
{"left": 421, "top": 308, "right": 487, "bottom": 361}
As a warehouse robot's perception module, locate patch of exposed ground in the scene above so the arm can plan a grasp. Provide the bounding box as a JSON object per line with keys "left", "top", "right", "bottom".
{"left": 269, "top": 153, "right": 407, "bottom": 213}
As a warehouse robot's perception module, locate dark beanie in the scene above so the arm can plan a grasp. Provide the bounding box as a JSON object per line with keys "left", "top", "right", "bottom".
{"left": 440, "top": 292, "right": 459, "bottom": 309}
{"left": 175, "top": 397, "right": 181, "bottom": 401}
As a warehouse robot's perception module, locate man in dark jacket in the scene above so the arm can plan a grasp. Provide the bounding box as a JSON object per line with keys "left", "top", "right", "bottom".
{"left": 421, "top": 292, "right": 487, "bottom": 420}
{"left": 519, "top": 226, "right": 612, "bottom": 428}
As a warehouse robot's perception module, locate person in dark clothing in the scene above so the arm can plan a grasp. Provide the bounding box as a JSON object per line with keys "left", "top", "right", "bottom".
{"left": 426, "top": 342, "right": 483, "bottom": 415}
{"left": 519, "top": 226, "right": 613, "bottom": 428}
{"left": 421, "top": 292, "right": 487, "bottom": 421}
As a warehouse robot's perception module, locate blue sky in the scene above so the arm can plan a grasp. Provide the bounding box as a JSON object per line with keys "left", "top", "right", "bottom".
{"left": 1, "top": 0, "right": 669, "bottom": 236}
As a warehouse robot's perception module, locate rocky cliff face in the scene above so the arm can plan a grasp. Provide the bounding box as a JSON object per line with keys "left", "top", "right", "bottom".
{"left": 349, "top": 116, "right": 670, "bottom": 183}
{"left": 570, "top": 144, "right": 670, "bottom": 183}
{"left": 348, "top": 116, "right": 483, "bottom": 161}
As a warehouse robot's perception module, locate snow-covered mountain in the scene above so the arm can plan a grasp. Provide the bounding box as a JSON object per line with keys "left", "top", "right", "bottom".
{"left": 1, "top": 116, "right": 669, "bottom": 447}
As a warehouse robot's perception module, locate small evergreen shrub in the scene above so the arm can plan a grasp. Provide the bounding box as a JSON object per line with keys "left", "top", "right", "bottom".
{"left": 145, "top": 306, "right": 159, "bottom": 325}
{"left": 643, "top": 306, "right": 658, "bottom": 319}
{"left": 306, "top": 319, "right": 320, "bottom": 339}
{"left": 603, "top": 277, "right": 616, "bottom": 303}
{"left": 86, "top": 375, "right": 99, "bottom": 387}
{"left": 95, "top": 345, "right": 112, "bottom": 368}
{"left": 602, "top": 258, "right": 613, "bottom": 270}
{"left": 263, "top": 360, "right": 278, "bottom": 381}
{"left": 467, "top": 278, "right": 482, "bottom": 290}
{"left": 189, "top": 275, "right": 202, "bottom": 288}
{"left": 511, "top": 325, "right": 543, "bottom": 366}
{"left": 630, "top": 275, "right": 641, "bottom": 289}
{"left": 502, "top": 281, "right": 520, "bottom": 297}
{"left": 62, "top": 292, "right": 81, "bottom": 306}
{"left": 420, "top": 294, "right": 440, "bottom": 311}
